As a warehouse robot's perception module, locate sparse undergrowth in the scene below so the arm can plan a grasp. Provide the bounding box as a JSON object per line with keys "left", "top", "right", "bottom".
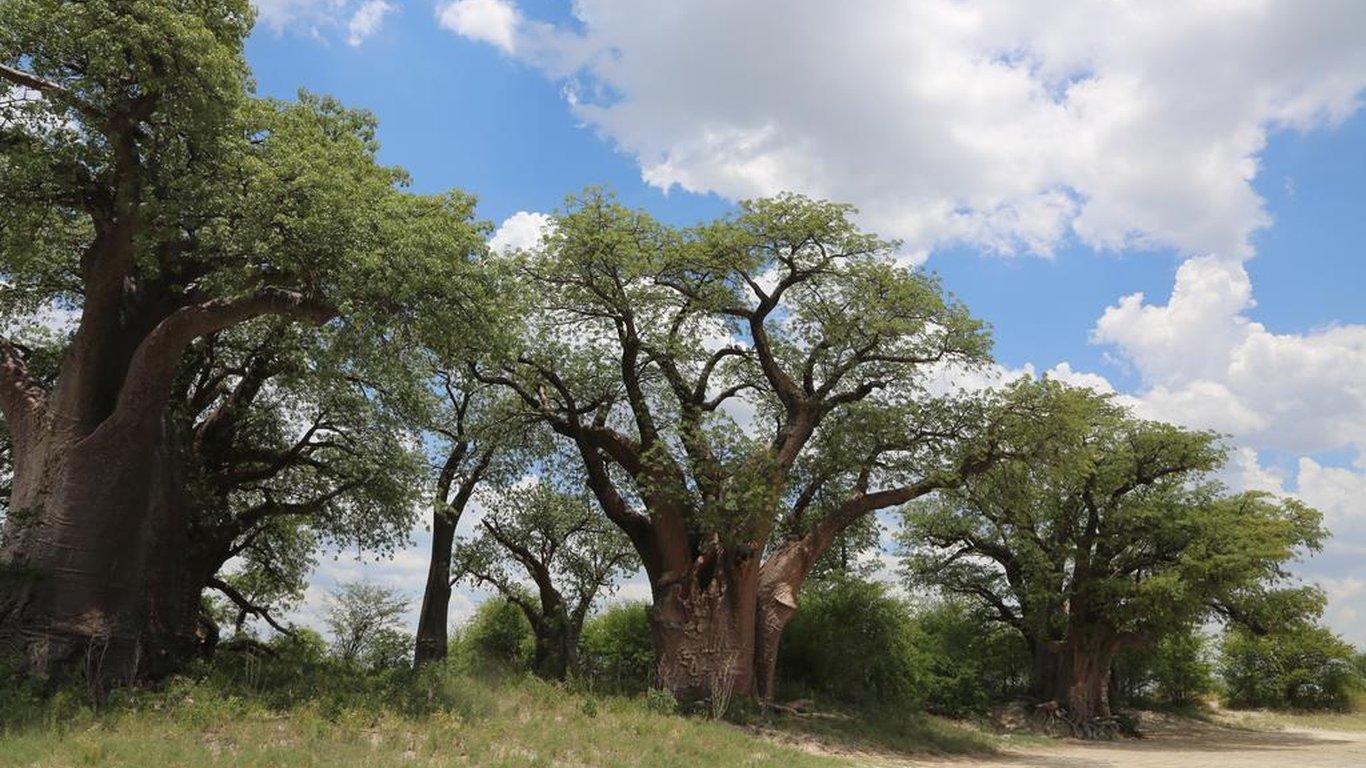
{"left": 0, "top": 659, "right": 1002, "bottom": 767}
{"left": 1214, "top": 694, "right": 1366, "bottom": 734}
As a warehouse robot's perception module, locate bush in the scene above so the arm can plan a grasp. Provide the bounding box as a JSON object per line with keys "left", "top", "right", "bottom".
{"left": 910, "top": 600, "right": 1031, "bottom": 716}
{"left": 580, "top": 602, "right": 655, "bottom": 691}
{"left": 1221, "top": 624, "right": 1361, "bottom": 710}
{"left": 456, "top": 597, "right": 534, "bottom": 671}
{"left": 1113, "top": 628, "right": 1216, "bottom": 707}
{"left": 778, "top": 577, "right": 928, "bottom": 707}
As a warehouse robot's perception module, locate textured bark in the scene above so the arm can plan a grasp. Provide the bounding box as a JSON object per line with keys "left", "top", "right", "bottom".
{"left": 1030, "top": 631, "right": 1121, "bottom": 721}
{"left": 754, "top": 543, "right": 813, "bottom": 701}
{"left": 0, "top": 414, "right": 200, "bottom": 685}
{"left": 531, "top": 615, "right": 579, "bottom": 681}
{"left": 651, "top": 556, "right": 759, "bottom": 703}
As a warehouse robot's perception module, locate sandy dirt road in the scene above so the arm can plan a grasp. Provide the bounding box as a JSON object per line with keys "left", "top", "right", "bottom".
{"left": 860, "top": 718, "right": 1366, "bottom": 768}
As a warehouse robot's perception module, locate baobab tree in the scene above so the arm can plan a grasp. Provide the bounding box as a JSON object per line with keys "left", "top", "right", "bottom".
{"left": 0, "top": 0, "right": 486, "bottom": 682}
{"left": 901, "top": 379, "right": 1326, "bottom": 723}
{"left": 477, "top": 190, "right": 1000, "bottom": 701}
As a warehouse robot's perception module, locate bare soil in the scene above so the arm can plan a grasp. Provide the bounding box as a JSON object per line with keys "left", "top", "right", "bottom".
{"left": 871, "top": 715, "right": 1366, "bottom": 768}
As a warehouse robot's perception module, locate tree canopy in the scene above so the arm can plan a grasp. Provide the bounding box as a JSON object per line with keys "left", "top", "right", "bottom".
{"left": 900, "top": 378, "right": 1326, "bottom": 720}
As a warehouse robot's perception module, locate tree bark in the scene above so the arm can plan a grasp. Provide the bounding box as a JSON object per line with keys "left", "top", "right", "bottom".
{"left": 1030, "top": 630, "right": 1121, "bottom": 721}
{"left": 649, "top": 554, "right": 759, "bottom": 704}
{"left": 0, "top": 413, "right": 200, "bottom": 686}
{"left": 530, "top": 614, "right": 579, "bottom": 681}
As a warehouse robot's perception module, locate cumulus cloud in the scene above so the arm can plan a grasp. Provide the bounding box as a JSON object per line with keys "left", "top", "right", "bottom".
{"left": 488, "top": 210, "right": 552, "bottom": 254}
{"left": 438, "top": 0, "right": 1366, "bottom": 259}
{"left": 1094, "top": 256, "right": 1366, "bottom": 454}
{"left": 346, "top": 0, "right": 394, "bottom": 46}
{"left": 252, "top": 0, "right": 395, "bottom": 44}
{"left": 436, "top": 0, "right": 521, "bottom": 54}
{"left": 1090, "top": 257, "right": 1366, "bottom": 642}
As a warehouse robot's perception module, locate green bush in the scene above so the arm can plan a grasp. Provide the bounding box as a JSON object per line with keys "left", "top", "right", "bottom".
{"left": 1221, "top": 624, "right": 1361, "bottom": 710}
{"left": 910, "top": 600, "right": 1031, "bottom": 716}
{"left": 456, "top": 597, "right": 534, "bottom": 671}
{"left": 1113, "top": 628, "right": 1216, "bottom": 707}
{"left": 580, "top": 602, "right": 656, "bottom": 691}
{"left": 778, "top": 577, "right": 929, "bottom": 707}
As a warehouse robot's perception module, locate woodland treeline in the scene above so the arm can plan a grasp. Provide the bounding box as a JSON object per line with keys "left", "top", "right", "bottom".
{"left": 0, "top": 0, "right": 1357, "bottom": 730}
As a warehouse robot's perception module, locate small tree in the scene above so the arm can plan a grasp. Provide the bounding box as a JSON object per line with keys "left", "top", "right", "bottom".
{"left": 414, "top": 369, "right": 533, "bottom": 666}
{"left": 324, "top": 581, "right": 408, "bottom": 667}
{"left": 455, "top": 480, "right": 635, "bottom": 679}
{"left": 901, "top": 378, "right": 1326, "bottom": 722}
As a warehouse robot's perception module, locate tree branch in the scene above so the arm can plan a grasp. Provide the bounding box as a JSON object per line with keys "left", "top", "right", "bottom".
{"left": 208, "top": 577, "right": 296, "bottom": 637}
{"left": 106, "top": 289, "right": 334, "bottom": 433}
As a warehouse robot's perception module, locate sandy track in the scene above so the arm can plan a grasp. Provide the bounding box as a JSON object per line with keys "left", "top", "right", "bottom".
{"left": 889, "top": 719, "right": 1366, "bottom": 768}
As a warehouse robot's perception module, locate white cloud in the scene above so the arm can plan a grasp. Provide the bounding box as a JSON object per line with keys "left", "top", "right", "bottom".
{"left": 252, "top": 0, "right": 393, "bottom": 44}
{"left": 488, "top": 210, "right": 552, "bottom": 254}
{"left": 437, "top": 0, "right": 521, "bottom": 54}
{"left": 1091, "top": 257, "right": 1366, "bottom": 643}
{"left": 438, "top": 0, "right": 1366, "bottom": 259}
{"left": 346, "top": 0, "right": 394, "bottom": 46}
{"left": 1094, "top": 256, "right": 1366, "bottom": 454}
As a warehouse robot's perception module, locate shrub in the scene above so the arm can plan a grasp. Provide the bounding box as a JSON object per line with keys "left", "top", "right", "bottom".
{"left": 778, "top": 576, "right": 928, "bottom": 707}
{"left": 1113, "top": 628, "right": 1216, "bottom": 707}
{"left": 910, "top": 600, "right": 1031, "bottom": 716}
{"left": 457, "top": 597, "right": 534, "bottom": 671}
{"left": 1221, "top": 624, "right": 1361, "bottom": 710}
{"left": 579, "top": 602, "right": 655, "bottom": 691}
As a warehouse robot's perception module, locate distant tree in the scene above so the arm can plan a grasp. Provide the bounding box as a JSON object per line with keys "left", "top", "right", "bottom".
{"left": 324, "top": 581, "right": 408, "bottom": 667}
{"left": 900, "top": 379, "right": 1326, "bottom": 722}
{"left": 455, "top": 479, "right": 635, "bottom": 679}
{"left": 0, "top": 0, "right": 487, "bottom": 682}
{"left": 477, "top": 190, "right": 995, "bottom": 701}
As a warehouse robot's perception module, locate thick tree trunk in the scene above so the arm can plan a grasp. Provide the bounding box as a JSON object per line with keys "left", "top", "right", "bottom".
{"left": 754, "top": 543, "right": 813, "bottom": 702}
{"left": 1030, "top": 631, "right": 1120, "bottom": 721}
{"left": 649, "top": 556, "right": 759, "bottom": 704}
{"left": 414, "top": 507, "right": 458, "bottom": 666}
{"left": 0, "top": 416, "right": 199, "bottom": 686}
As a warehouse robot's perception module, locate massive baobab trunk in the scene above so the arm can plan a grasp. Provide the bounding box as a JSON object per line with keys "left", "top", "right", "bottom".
{"left": 0, "top": 286, "right": 331, "bottom": 684}
{"left": 0, "top": 411, "right": 200, "bottom": 684}
{"left": 1029, "top": 629, "right": 1125, "bottom": 721}
{"left": 650, "top": 556, "right": 760, "bottom": 703}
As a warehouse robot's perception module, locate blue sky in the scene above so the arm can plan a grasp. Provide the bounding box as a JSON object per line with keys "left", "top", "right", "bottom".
{"left": 246, "top": 0, "right": 1366, "bottom": 642}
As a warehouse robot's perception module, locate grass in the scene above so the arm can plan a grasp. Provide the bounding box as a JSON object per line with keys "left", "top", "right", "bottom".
{"left": 748, "top": 704, "right": 998, "bottom": 758}
{"left": 1204, "top": 690, "right": 1366, "bottom": 733}
{"left": 0, "top": 657, "right": 1002, "bottom": 767}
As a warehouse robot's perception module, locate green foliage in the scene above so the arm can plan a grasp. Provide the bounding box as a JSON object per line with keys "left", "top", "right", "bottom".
{"left": 778, "top": 577, "right": 928, "bottom": 707}
{"left": 579, "top": 602, "right": 657, "bottom": 692}
{"left": 901, "top": 378, "right": 1327, "bottom": 677}
{"left": 644, "top": 687, "right": 680, "bottom": 715}
{"left": 456, "top": 597, "right": 534, "bottom": 671}
{"left": 910, "top": 600, "right": 1032, "bottom": 715}
{"left": 1113, "top": 628, "right": 1217, "bottom": 706}
{"left": 322, "top": 581, "right": 409, "bottom": 668}
{"left": 1221, "top": 624, "right": 1362, "bottom": 710}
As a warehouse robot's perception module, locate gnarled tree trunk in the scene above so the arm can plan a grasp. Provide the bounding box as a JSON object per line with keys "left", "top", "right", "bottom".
{"left": 1030, "top": 629, "right": 1123, "bottom": 721}
{"left": 531, "top": 613, "right": 580, "bottom": 681}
